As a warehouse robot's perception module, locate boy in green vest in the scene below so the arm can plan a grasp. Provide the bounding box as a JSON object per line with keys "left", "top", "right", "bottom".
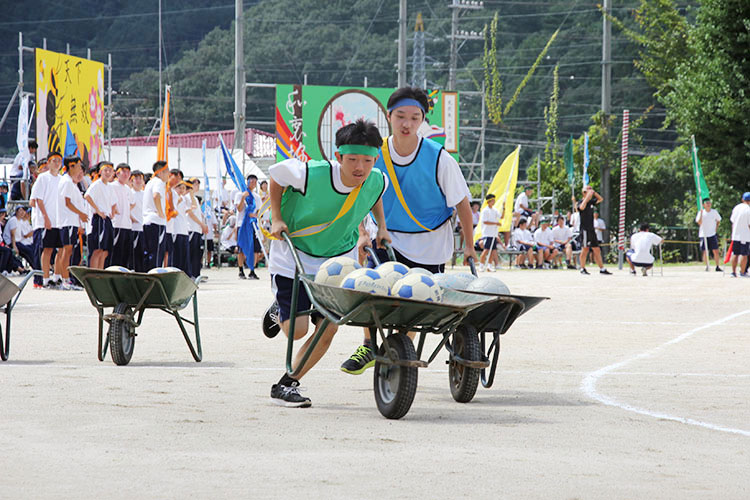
{"left": 266, "top": 119, "right": 390, "bottom": 407}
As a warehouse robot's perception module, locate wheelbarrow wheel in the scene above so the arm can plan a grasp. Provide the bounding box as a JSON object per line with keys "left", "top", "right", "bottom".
{"left": 373, "top": 333, "right": 418, "bottom": 420}
{"left": 448, "top": 324, "right": 481, "bottom": 403}
{"left": 109, "top": 303, "right": 135, "bottom": 366}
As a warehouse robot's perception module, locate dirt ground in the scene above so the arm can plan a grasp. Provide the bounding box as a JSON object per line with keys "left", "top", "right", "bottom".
{"left": 1, "top": 264, "right": 748, "bottom": 499}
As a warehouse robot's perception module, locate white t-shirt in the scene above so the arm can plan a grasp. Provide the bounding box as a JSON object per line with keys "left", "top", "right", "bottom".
{"left": 31, "top": 171, "right": 61, "bottom": 228}
{"left": 173, "top": 194, "right": 190, "bottom": 236}
{"left": 730, "top": 203, "right": 750, "bottom": 242}
{"left": 534, "top": 227, "right": 554, "bottom": 247}
{"left": 220, "top": 220, "right": 237, "bottom": 250}
{"left": 84, "top": 180, "right": 116, "bottom": 235}
{"left": 594, "top": 218, "right": 606, "bottom": 241}
{"left": 384, "top": 137, "right": 469, "bottom": 265}
{"left": 58, "top": 174, "right": 86, "bottom": 228}
{"left": 630, "top": 231, "right": 663, "bottom": 264}
{"left": 480, "top": 206, "right": 501, "bottom": 238}
{"left": 187, "top": 197, "right": 204, "bottom": 234}
{"left": 15, "top": 218, "right": 33, "bottom": 245}
{"left": 268, "top": 158, "right": 388, "bottom": 279}
{"left": 514, "top": 192, "right": 529, "bottom": 213}
{"left": 10, "top": 150, "right": 30, "bottom": 179}
{"left": 234, "top": 191, "right": 262, "bottom": 228}
{"left": 143, "top": 177, "right": 167, "bottom": 226}
{"left": 3, "top": 216, "right": 18, "bottom": 245}
{"left": 131, "top": 189, "right": 144, "bottom": 231}
{"left": 111, "top": 182, "right": 134, "bottom": 229}
{"left": 551, "top": 225, "right": 573, "bottom": 244}
{"left": 570, "top": 211, "right": 580, "bottom": 232}
{"left": 695, "top": 208, "right": 720, "bottom": 238}
{"left": 513, "top": 228, "right": 533, "bottom": 247}
{"left": 30, "top": 181, "right": 44, "bottom": 230}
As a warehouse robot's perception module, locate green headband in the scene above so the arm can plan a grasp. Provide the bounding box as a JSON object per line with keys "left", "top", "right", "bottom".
{"left": 338, "top": 144, "right": 379, "bottom": 157}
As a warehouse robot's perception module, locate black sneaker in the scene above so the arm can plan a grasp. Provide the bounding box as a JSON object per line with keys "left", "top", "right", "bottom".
{"left": 715, "top": 266, "right": 723, "bottom": 272}
{"left": 248, "top": 270, "right": 260, "bottom": 280}
{"left": 600, "top": 269, "right": 612, "bottom": 275}
{"left": 630, "top": 269, "right": 636, "bottom": 275}
{"left": 567, "top": 264, "right": 576, "bottom": 270}
{"left": 238, "top": 271, "right": 247, "bottom": 280}
{"left": 340, "top": 344, "right": 375, "bottom": 375}
{"left": 270, "top": 381, "right": 311, "bottom": 408}
{"left": 580, "top": 268, "right": 590, "bottom": 275}
{"left": 262, "top": 302, "right": 281, "bottom": 339}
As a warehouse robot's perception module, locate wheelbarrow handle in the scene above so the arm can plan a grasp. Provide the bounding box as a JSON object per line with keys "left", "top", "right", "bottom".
{"left": 364, "top": 239, "right": 395, "bottom": 266}
{"left": 281, "top": 231, "right": 307, "bottom": 275}
{"left": 467, "top": 256, "right": 478, "bottom": 277}
{"left": 364, "top": 245, "right": 381, "bottom": 267}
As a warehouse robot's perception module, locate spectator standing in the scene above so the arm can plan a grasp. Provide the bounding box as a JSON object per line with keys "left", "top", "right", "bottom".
{"left": 577, "top": 186, "right": 611, "bottom": 275}
{"left": 729, "top": 192, "right": 750, "bottom": 277}
{"left": 478, "top": 194, "right": 501, "bottom": 272}
{"left": 695, "top": 198, "right": 723, "bottom": 272}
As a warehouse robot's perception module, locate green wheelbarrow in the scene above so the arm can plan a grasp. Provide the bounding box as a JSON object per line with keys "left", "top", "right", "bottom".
{"left": 69, "top": 267, "right": 203, "bottom": 366}
{"left": 0, "top": 271, "right": 40, "bottom": 361}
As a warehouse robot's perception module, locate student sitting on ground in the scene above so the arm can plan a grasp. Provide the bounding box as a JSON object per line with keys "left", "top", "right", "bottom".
{"left": 626, "top": 222, "right": 663, "bottom": 276}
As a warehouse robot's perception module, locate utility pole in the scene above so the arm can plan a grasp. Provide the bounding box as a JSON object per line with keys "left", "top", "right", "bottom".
{"left": 233, "top": 0, "right": 246, "bottom": 156}
{"left": 398, "top": 0, "right": 407, "bottom": 88}
{"left": 600, "top": 0, "right": 612, "bottom": 232}
{"left": 448, "top": 0, "right": 483, "bottom": 91}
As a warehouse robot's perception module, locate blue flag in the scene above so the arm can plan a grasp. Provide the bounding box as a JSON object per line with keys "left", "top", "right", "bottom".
{"left": 218, "top": 135, "right": 257, "bottom": 269}
{"left": 582, "top": 132, "right": 590, "bottom": 187}
{"left": 64, "top": 122, "right": 79, "bottom": 157}
{"left": 201, "top": 139, "right": 212, "bottom": 218}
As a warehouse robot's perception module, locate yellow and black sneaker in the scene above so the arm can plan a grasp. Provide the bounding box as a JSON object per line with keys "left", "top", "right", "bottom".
{"left": 340, "top": 344, "right": 375, "bottom": 375}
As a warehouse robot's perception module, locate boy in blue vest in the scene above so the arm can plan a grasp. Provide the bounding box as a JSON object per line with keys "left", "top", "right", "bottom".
{"left": 266, "top": 119, "right": 390, "bottom": 407}
{"left": 341, "top": 87, "right": 477, "bottom": 374}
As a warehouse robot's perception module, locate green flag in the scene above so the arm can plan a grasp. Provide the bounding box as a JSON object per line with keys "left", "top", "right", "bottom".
{"left": 564, "top": 136, "right": 574, "bottom": 186}
{"left": 691, "top": 136, "right": 710, "bottom": 211}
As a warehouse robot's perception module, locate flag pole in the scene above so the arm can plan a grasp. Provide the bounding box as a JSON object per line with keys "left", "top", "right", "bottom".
{"left": 617, "top": 111, "right": 630, "bottom": 270}
{"left": 691, "top": 135, "right": 709, "bottom": 271}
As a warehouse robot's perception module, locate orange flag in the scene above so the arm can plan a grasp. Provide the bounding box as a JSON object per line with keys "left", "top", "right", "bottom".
{"left": 157, "top": 87, "right": 177, "bottom": 220}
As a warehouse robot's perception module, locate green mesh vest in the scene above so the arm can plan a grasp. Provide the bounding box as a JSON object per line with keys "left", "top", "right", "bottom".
{"left": 278, "top": 160, "right": 385, "bottom": 258}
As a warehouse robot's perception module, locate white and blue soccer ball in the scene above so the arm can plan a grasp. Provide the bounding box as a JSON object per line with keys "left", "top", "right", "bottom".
{"left": 105, "top": 265, "right": 132, "bottom": 273}
{"left": 444, "top": 272, "right": 477, "bottom": 290}
{"left": 148, "top": 267, "right": 178, "bottom": 274}
{"left": 432, "top": 272, "right": 450, "bottom": 287}
{"left": 406, "top": 267, "right": 433, "bottom": 277}
{"left": 391, "top": 273, "right": 443, "bottom": 302}
{"left": 315, "top": 256, "right": 361, "bottom": 287}
{"left": 375, "top": 261, "right": 410, "bottom": 288}
{"left": 341, "top": 268, "right": 390, "bottom": 296}
{"left": 466, "top": 276, "right": 510, "bottom": 295}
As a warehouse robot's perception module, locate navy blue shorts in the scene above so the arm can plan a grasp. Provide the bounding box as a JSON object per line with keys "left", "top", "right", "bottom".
{"left": 700, "top": 235, "right": 719, "bottom": 252}
{"left": 60, "top": 226, "right": 79, "bottom": 247}
{"left": 88, "top": 215, "right": 113, "bottom": 252}
{"left": 732, "top": 241, "right": 750, "bottom": 256}
{"left": 42, "top": 227, "right": 62, "bottom": 249}
{"left": 518, "top": 244, "right": 532, "bottom": 252}
{"left": 482, "top": 237, "right": 498, "bottom": 251}
{"left": 273, "top": 274, "right": 322, "bottom": 324}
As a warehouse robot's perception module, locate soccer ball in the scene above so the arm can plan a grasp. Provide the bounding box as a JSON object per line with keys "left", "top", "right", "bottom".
{"left": 165, "top": 267, "right": 182, "bottom": 273}
{"left": 466, "top": 276, "right": 510, "bottom": 295}
{"left": 391, "top": 274, "right": 443, "bottom": 302}
{"left": 444, "top": 272, "right": 477, "bottom": 290}
{"left": 432, "top": 273, "right": 450, "bottom": 287}
{"left": 105, "top": 266, "right": 132, "bottom": 273}
{"left": 148, "top": 267, "right": 176, "bottom": 274}
{"left": 406, "top": 267, "right": 433, "bottom": 277}
{"left": 375, "top": 261, "right": 410, "bottom": 288}
{"left": 315, "top": 256, "right": 361, "bottom": 287}
{"left": 341, "top": 268, "right": 390, "bottom": 296}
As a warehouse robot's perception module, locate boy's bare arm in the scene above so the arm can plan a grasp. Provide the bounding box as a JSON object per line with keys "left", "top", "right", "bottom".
{"left": 456, "top": 197, "right": 478, "bottom": 261}
{"left": 371, "top": 198, "right": 390, "bottom": 247}
{"left": 269, "top": 178, "right": 287, "bottom": 238}
{"left": 153, "top": 193, "right": 165, "bottom": 219}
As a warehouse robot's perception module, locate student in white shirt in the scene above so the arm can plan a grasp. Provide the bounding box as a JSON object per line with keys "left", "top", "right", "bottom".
{"left": 626, "top": 223, "right": 663, "bottom": 276}
{"left": 533, "top": 219, "right": 558, "bottom": 269}
{"left": 593, "top": 212, "right": 606, "bottom": 243}
{"left": 84, "top": 162, "right": 118, "bottom": 269}
{"left": 57, "top": 156, "right": 89, "bottom": 289}
{"left": 11, "top": 207, "right": 35, "bottom": 267}
{"left": 220, "top": 215, "right": 237, "bottom": 251}
{"left": 129, "top": 170, "right": 146, "bottom": 271}
{"left": 512, "top": 218, "right": 535, "bottom": 268}
{"left": 729, "top": 192, "right": 750, "bottom": 277}
{"left": 695, "top": 197, "right": 722, "bottom": 272}
{"left": 164, "top": 169, "right": 183, "bottom": 267}
{"left": 110, "top": 164, "right": 135, "bottom": 268}
{"left": 478, "top": 194, "right": 501, "bottom": 272}
{"left": 169, "top": 180, "right": 191, "bottom": 273}
{"left": 10, "top": 139, "right": 37, "bottom": 201}
{"left": 32, "top": 152, "right": 64, "bottom": 287}
{"left": 142, "top": 161, "right": 169, "bottom": 270}
{"left": 551, "top": 216, "right": 576, "bottom": 269}
{"left": 186, "top": 178, "right": 209, "bottom": 278}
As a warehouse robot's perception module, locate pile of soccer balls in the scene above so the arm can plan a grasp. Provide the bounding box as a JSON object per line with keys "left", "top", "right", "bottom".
{"left": 314, "top": 257, "right": 511, "bottom": 303}
{"left": 104, "top": 266, "right": 182, "bottom": 274}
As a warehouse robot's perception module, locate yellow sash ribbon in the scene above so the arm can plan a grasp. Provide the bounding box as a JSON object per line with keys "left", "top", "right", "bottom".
{"left": 381, "top": 137, "right": 434, "bottom": 232}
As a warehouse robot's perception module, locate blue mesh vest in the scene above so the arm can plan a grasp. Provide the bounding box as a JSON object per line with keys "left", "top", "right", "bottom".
{"left": 374, "top": 138, "right": 453, "bottom": 233}
{"left": 277, "top": 160, "right": 385, "bottom": 258}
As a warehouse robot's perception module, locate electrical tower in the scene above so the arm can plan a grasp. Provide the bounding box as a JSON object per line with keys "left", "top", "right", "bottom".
{"left": 411, "top": 13, "right": 425, "bottom": 88}
{"left": 448, "top": 0, "right": 484, "bottom": 91}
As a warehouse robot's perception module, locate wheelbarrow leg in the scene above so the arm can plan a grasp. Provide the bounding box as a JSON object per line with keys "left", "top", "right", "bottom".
{"left": 97, "top": 307, "right": 109, "bottom": 362}
{"left": 172, "top": 292, "right": 202, "bottom": 362}
{"left": 0, "top": 303, "right": 10, "bottom": 361}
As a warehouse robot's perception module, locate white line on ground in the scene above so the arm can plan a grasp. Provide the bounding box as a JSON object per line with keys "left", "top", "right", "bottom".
{"left": 581, "top": 309, "right": 750, "bottom": 437}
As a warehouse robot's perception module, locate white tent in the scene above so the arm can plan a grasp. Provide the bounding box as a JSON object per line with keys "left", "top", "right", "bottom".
{"left": 106, "top": 145, "right": 267, "bottom": 183}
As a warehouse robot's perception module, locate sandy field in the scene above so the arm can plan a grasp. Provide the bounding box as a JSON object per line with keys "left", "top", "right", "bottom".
{"left": 1, "top": 264, "right": 748, "bottom": 499}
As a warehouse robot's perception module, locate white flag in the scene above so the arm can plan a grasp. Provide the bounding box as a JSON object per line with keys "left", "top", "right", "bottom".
{"left": 16, "top": 95, "right": 30, "bottom": 163}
